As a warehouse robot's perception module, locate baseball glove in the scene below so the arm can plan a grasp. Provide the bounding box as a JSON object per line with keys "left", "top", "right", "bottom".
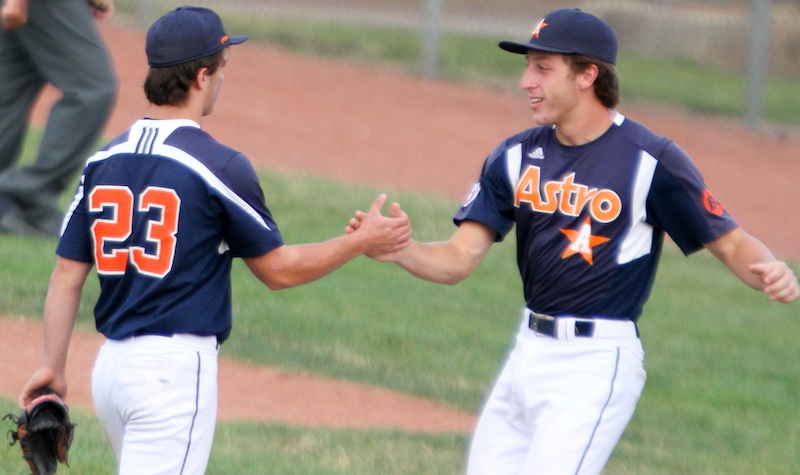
{"left": 4, "top": 391, "right": 75, "bottom": 475}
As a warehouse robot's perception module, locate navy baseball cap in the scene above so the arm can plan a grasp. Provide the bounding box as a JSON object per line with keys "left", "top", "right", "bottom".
{"left": 146, "top": 6, "right": 249, "bottom": 67}
{"left": 499, "top": 9, "right": 618, "bottom": 64}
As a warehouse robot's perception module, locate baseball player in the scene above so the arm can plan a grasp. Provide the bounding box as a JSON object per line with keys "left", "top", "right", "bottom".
{"left": 348, "top": 8, "right": 799, "bottom": 475}
{"left": 18, "top": 6, "right": 410, "bottom": 474}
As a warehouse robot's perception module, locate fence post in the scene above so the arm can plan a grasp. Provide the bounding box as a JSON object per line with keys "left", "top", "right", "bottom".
{"left": 422, "top": 0, "right": 444, "bottom": 78}
{"left": 746, "top": 0, "right": 771, "bottom": 131}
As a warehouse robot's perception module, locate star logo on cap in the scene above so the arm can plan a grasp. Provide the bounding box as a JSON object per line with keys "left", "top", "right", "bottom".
{"left": 531, "top": 19, "right": 548, "bottom": 39}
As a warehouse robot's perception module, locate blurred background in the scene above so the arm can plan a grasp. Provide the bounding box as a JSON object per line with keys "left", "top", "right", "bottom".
{"left": 112, "top": 0, "right": 800, "bottom": 132}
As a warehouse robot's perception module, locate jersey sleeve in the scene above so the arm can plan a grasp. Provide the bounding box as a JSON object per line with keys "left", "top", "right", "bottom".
{"left": 57, "top": 177, "right": 95, "bottom": 263}
{"left": 214, "top": 152, "right": 284, "bottom": 258}
{"left": 646, "top": 141, "right": 739, "bottom": 255}
{"left": 453, "top": 140, "right": 518, "bottom": 241}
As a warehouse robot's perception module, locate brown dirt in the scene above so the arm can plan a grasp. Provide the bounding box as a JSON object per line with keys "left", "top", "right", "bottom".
{"left": 0, "top": 316, "right": 473, "bottom": 433}
{"left": 10, "top": 22, "right": 799, "bottom": 432}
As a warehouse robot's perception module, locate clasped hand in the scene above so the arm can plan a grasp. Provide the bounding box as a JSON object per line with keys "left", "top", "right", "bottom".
{"left": 347, "top": 194, "right": 411, "bottom": 257}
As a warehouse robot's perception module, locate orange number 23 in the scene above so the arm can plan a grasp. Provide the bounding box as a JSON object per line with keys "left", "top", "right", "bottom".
{"left": 90, "top": 185, "right": 180, "bottom": 278}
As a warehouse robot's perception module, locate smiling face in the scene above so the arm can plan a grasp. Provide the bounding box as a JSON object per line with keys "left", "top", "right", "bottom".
{"left": 519, "top": 51, "right": 582, "bottom": 127}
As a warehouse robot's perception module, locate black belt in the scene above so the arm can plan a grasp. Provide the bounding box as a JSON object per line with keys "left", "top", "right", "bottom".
{"left": 528, "top": 312, "right": 595, "bottom": 338}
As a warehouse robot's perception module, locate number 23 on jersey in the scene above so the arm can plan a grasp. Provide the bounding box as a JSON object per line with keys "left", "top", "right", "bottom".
{"left": 90, "top": 185, "right": 180, "bottom": 278}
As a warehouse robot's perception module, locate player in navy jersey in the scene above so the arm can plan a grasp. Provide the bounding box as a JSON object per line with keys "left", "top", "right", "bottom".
{"left": 18, "top": 6, "right": 410, "bottom": 474}
{"left": 348, "top": 8, "right": 798, "bottom": 475}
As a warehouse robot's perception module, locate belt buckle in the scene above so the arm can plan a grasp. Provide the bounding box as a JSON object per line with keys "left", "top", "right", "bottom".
{"left": 529, "top": 312, "right": 556, "bottom": 337}
{"left": 574, "top": 319, "right": 595, "bottom": 338}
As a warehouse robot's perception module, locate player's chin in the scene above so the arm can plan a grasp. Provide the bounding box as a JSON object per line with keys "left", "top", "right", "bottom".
{"left": 531, "top": 113, "right": 553, "bottom": 127}
{"left": 528, "top": 107, "right": 550, "bottom": 125}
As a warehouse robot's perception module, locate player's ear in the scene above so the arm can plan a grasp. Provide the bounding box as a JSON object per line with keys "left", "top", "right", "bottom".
{"left": 192, "top": 67, "right": 210, "bottom": 91}
{"left": 577, "top": 64, "right": 599, "bottom": 90}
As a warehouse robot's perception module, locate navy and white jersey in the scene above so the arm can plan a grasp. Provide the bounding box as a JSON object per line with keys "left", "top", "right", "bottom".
{"left": 455, "top": 112, "right": 738, "bottom": 321}
{"left": 57, "top": 119, "right": 283, "bottom": 342}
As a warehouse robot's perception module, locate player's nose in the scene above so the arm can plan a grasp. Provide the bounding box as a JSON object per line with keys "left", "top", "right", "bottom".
{"left": 519, "top": 67, "right": 537, "bottom": 91}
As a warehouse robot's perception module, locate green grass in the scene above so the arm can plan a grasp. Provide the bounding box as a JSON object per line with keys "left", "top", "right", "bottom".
{"left": 0, "top": 398, "right": 469, "bottom": 474}
{"left": 114, "top": 0, "right": 800, "bottom": 127}
{"left": 208, "top": 423, "right": 467, "bottom": 475}
{"left": 1, "top": 167, "right": 798, "bottom": 473}
{"left": 617, "top": 250, "right": 800, "bottom": 473}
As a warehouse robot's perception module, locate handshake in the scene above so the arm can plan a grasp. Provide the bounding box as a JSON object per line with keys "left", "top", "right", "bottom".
{"left": 345, "top": 194, "right": 411, "bottom": 262}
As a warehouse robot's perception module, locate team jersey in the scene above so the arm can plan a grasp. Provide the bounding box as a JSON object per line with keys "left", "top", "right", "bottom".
{"left": 57, "top": 119, "right": 284, "bottom": 342}
{"left": 455, "top": 112, "right": 738, "bottom": 321}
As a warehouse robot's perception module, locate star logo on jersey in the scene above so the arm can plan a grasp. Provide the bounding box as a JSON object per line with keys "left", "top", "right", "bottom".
{"left": 531, "top": 19, "right": 548, "bottom": 39}
{"left": 560, "top": 217, "right": 610, "bottom": 265}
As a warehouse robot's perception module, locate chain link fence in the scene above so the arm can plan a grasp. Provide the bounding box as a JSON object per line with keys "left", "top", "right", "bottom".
{"left": 114, "top": 0, "right": 800, "bottom": 129}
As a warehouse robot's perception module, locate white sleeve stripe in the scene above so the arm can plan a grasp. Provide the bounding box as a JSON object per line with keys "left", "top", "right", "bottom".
{"left": 505, "top": 143, "right": 522, "bottom": 191}
{"left": 155, "top": 143, "right": 272, "bottom": 230}
{"left": 618, "top": 150, "right": 656, "bottom": 264}
{"left": 74, "top": 124, "right": 272, "bottom": 231}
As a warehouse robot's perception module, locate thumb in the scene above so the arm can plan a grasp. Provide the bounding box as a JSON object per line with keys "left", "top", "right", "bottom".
{"left": 367, "top": 193, "right": 387, "bottom": 216}
{"left": 749, "top": 263, "right": 768, "bottom": 281}
{"left": 389, "top": 201, "right": 404, "bottom": 218}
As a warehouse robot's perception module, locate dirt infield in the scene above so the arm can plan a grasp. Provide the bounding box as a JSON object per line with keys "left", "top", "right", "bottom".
{"left": 10, "top": 22, "right": 799, "bottom": 432}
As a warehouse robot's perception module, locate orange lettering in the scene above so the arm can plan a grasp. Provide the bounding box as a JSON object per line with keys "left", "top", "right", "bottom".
{"left": 515, "top": 165, "right": 623, "bottom": 222}
{"left": 515, "top": 166, "right": 537, "bottom": 207}
{"left": 90, "top": 186, "right": 134, "bottom": 275}
{"left": 131, "top": 188, "right": 180, "bottom": 278}
{"left": 591, "top": 190, "right": 622, "bottom": 223}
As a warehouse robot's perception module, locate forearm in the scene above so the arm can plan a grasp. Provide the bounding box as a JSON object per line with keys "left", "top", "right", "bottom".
{"left": 279, "top": 236, "right": 368, "bottom": 288}
{"left": 706, "top": 228, "right": 798, "bottom": 302}
{"left": 246, "top": 234, "right": 366, "bottom": 290}
{"left": 247, "top": 193, "right": 411, "bottom": 289}
{"left": 707, "top": 229, "right": 775, "bottom": 290}
{"left": 392, "top": 222, "right": 496, "bottom": 285}
{"left": 40, "top": 259, "right": 91, "bottom": 372}
{"left": 394, "top": 240, "right": 481, "bottom": 285}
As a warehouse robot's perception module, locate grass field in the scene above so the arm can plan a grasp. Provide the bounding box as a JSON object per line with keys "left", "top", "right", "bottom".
{"left": 0, "top": 165, "right": 798, "bottom": 473}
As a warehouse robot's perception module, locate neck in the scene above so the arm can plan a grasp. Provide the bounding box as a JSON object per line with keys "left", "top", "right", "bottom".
{"left": 145, "top": 103, "right": 204, "bottom": 124}
{"left": 554, "top": 106, "right": 616, "bottom": 146}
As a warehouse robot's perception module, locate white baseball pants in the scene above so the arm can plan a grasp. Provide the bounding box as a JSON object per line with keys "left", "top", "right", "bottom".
{"left": 467, "top": 313, "right": 647, "bottom": 474}
{"left": 92, "top": 334, "right": 219, "bottom": 475}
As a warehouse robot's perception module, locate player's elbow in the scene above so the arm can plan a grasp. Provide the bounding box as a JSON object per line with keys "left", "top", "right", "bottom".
{"left": 259, "top": 276, "right": 292, "bottom": 291}
{"left": 254, "top": 265, "right": 301, "bottom": 290}
{"left": 439, "top": 272, "right": 470, "bottom": 286}
{"left": 451, "top": 274, "right": 475, "bottom": 285}
{"left": 244, "top": 251, "right": 300, "bottom": 290}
